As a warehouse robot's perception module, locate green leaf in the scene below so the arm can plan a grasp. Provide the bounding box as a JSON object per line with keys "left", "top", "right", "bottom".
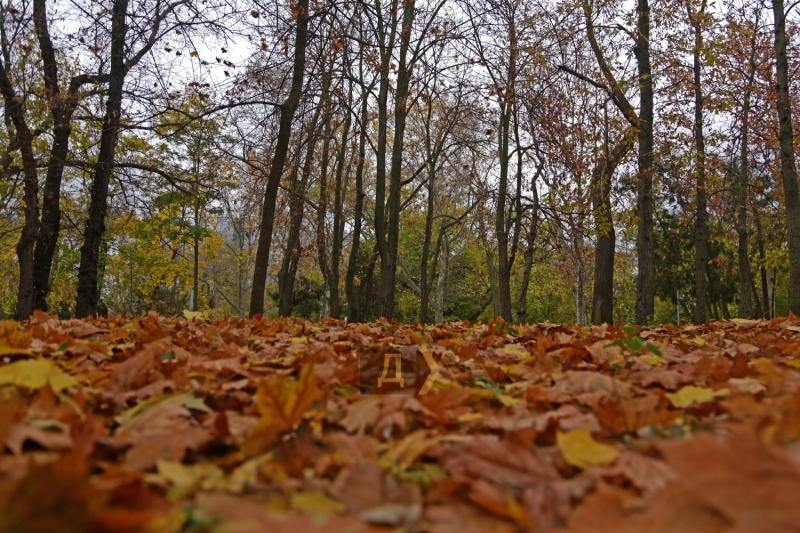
{"left": 645, "top": 342, "right": 663, "bottom": 357}
{"left": 623, "top": 336, "right": 644, "bottom": 352}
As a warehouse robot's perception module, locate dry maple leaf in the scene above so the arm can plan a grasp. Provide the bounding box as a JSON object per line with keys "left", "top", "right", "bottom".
{"left": 243, "top": 363, "right": 322, "bottom": 455}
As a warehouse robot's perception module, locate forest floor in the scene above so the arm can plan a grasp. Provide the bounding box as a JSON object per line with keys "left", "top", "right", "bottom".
{"left": 1, "top": 311, "right": 799, "bottom": 532}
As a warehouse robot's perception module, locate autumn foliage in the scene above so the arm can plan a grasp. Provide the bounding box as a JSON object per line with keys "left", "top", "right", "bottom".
{"left": 1, "top": 312, "right": 800, "bottom": 532}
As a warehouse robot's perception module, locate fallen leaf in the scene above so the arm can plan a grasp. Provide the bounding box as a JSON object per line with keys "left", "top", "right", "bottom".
{"left": 665, "top": 386, "right": 729, "bottom": 408}
{"left": 0, "top": 359, "right": 78, "bottom": 392}
{"left": 557, "top": 427, "right": 619, "bottom": 469}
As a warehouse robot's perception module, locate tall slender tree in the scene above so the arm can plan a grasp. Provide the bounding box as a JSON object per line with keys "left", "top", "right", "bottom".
{"left": 250, "top": 0, "right": 311, "bottom": 317}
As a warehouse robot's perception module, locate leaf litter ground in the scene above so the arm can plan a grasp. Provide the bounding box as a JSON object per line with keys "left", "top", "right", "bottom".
{"left": 2, "top": 311, "right": 800, "bottom": 532}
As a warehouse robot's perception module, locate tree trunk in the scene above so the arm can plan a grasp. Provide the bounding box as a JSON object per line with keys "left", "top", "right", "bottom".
{"left": 249, "top": 0, "right": 310, "bottom": 317}
{"left": 316, "top": 64, "right": 333, "bottom": 318}
{"left": 435, "top": 233, "right": 449, "bottom": 324}
{"left": 755, "top": 206, "right": 771, "bottom": 318}
{"left": 345, "top": 79, "right": 369, "bottom": 322}
{"left": 734, "top": 11, "right": 759, "bottom": 318}
{"left": 516, "top": 155, "right": 542, "bottom": 324}
{"left": 74, "top": 0, "right": 129, "bottom": 318}
{"left": 378, "top": 0, "right": 416, "bottom": 320}
{"left": 688, "top": 0, "right": 708, "bottom": 324}
{"left": 372, "top": 0, "right": 398, "bottom": 313}
{"left": 486, "top": 246, "right": 501, "bottom": 319}
{"left": 773, "top": 0, "right": 800, "bottom": 314}
{"left": 0, "top": 24, "right": 39, "bottom": 320}
{"left": 736, "top": 91, "right": 753, "bottom": 317}
{"left": 581, "top": 0, "right": 653, "bottom": 324}
{"left": 31, "top": 0, "right": 81, "bottom": 312}
{"left": 278, "top": 109, "right": 320, "bottom": 316}
{"left": 193, "top": 194, "right": 200, "bottom": 311}
{"left": 634, "top": 0, "right": 655, "bottom": 324}
{"left": 591, "top": 134, "right": 633, "bottom": 324}
{"left": 419, "top": 161, "right": 436, "bottom": 325}
{"left": 328, "top": 78, "right": 352, "bottom": 319}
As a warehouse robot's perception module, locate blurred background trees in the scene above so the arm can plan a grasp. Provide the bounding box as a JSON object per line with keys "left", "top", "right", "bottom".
{"left": 0, "top": 0, "right": 794, "bottom": 324}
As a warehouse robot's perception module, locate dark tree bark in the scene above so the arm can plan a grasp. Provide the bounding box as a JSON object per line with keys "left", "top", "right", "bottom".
{"left": 378, "top": 0, "right": 417, "bottom": 320}
{"left": 75, "top": 0, "right": 130, "bottom": 318}
{"left": 249, "top": 0, "right": 311, "bottom": 317}
{"left": 755, "top": 204, "right": 771, "bottom": 318}
{"left": 580, "top": 0, "right": 654, "bottom": 324}
{"left": 31, "top": 0, "right": 74, "bottom": 312}
{"left": 345, "top": 79, "right": 370, "bottom": 322}
{"left": 0, "top": 14, "right": 39, "bottom": 320}
{"left": 316, "top": 63, "right": 334, "bottom": 317}
{"left": 736, "top": 15, "right": 759, "bottom": 318}
{"left": 278, "top": 108, "right": 321, "bottom": 317}
{"left": 516, "top": 154, "right": 543, "bottom": 324}
{"left": 591, "top": 133, "right": 633, "bottom": 324}
{"left": 688, "top": 0, "right": 708, "bottom": 324}
{"left": 75, "top": 0, "right": 183, "bottom": 317}
{"left": 772, "top": 0, "right": 800, "bottom": 314}
{"left": 371, "top": 0, "right": 399, "bottom": 317}
{"left": 419, "top": 158, "right": 436, "bottom": 324}
{"left": 633, "top": 0, "right": 655, "bottom": 324}
{"left": 418, "top": 78, "right": 460, "bottom": 324}
{"left": 328, "top": 77, "right": 353, "bottom": 319}
{"left": 494, "top": 33, "right": 517, "bottom": 323}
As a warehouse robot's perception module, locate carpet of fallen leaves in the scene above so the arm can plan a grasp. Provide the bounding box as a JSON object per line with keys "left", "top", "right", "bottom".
{"left": 2, "top": 311, "right": 800, "bottom": 533}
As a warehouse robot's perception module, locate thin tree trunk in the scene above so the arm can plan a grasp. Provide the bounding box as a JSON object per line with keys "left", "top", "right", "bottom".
{"left": 688, "top": 0, "right": 708, "bottom": 324}
{"left": 279, "top": 109, "right": 320, "bottom": 316}
{"left": 193, "top": 195, "right": 199, "bottom": 311}
{"left": 772, "top": 0, "right": 800, "bottom": 314}
{"left": 634, "top": 0, "right": 655, "bottom": 324}
{"left": 316, "top": 64, "right": 333, "bottom": 318}
{"left": 735, "top": 9, "right": 760, "bottom": 318}
{"left": 435, "top": 233, "right": 449, "bottom": 324}
{"left": 345, "top": 81, "right": 369, "bottom": 322}
{"left": 74, "top": 0, "right": 130, "bottom": 318}
{"left": 755, "top": 205, "right": 771, "bottom": 318}
{"left": 750, "top": 274, "right": 763, "bottom": 318}
{"left": 378, "top": 0, "right": 416, "bottom": 320}
{"left": 486, "top": 246, "right": 501, "bottom": 319}
{"left": 0, "top": 20, "right": 39, "bottom": 320}
{"left": 516, "top": 180, "right": 539, "bottom": 324}
{"left": 372, "top": 0, "right": 399, "bottom": 311}
{"left": 329, "top": 78, "right": 353, "bottom": 319}
{"left": 31, "top": 0, "right": 81, "bottom": 312}
{"left": 249, "top": 0, "right": 310, "bottom": 317}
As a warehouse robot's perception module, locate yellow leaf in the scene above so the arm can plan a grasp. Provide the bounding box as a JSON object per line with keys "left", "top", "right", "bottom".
{"left": 638, "top": 354, "right": 666, "bottom": 367}
{"left": 785, "top": 359, "right": 800, "bottom": 369}
{"left": 156, "top": 460, "right": 225, "bottom": 500}
{"left": 557, "top": 427, "right": 618, "bottom": 469}
{"left": 290, "top": 336, "right": 308, "bottom": 344}
{"left": 183, "top": 309, "right": 203, "bottom": 320}
{"left": 665, "top": 385, "right": 729, "bottom": 408}
{"left": 608, "top": 354, "right": 625, "bottom": 366}
{"left": 0, "top": 320, "right": 33, "bottom": 356}
{"left": 457, "top": 412, "right": 482, "bottom": 423}
{"left": 226, "top": 454, "right": 270, "bottom": 494}
{"left": 243, "top": 364, "right": 322, "bottom": 456}
{"left": 496, "top": 394, "right": 521, "bottom": 407}
{"left": 0, "top": 359, "right": 78, "bottom": 392}
{"left": 383, "top": 430, "right": 439, "bottom": 471}
{"left": 502, "top": 345, "right": 528, "bottom": 357}
{"left": 290, "top": 490, "right": 346, "bottom": 515}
